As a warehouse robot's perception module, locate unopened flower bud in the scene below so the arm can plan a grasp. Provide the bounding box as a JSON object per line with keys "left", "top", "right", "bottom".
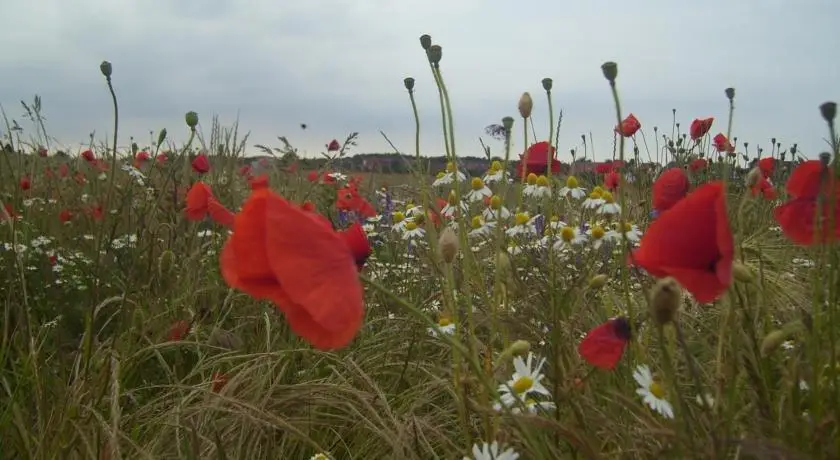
{"left": 157, "top": 128, "right": 167, "bottom": 146}
{"left": 725, "top": 87, "right": 735, "bottom": 101}
{"left": 437, "top": 226, "right": 459, "bottom": 264}
{"left": 541, "top": 78, "right": 553, "bottom": 92}
{"left": 820, "top": 152, "right": 832, "bottom": 166}
{"left": 419, "top": 34, "right": 432, "bottom": 50}
{"left": 158, "top": 249, "right": 174, "bottom": 277}
{"left": 518, "top": 92, "right": 533, "bottom": 119}
{"left": 427, "top": 45, "right": 442, "bottom": 65}
{"left": 588, "top": 274, "right": 608, "bottom": 289}
{"left": 496, "top": 250, "right": 513, "bottom": 278}
{"left": 100, "top": 60, "right": 112, "bottom": 78}
{"left": 732, "top": 261, "right": 754, "bottom": 283}
{"left": 600, "top": 61, "right": 618, "bottom": 83}
{"left": 745, "top": 167, "right": 762, "bottom": 188}
{"left": 185, "top": 111, "right": 199, "bottom": 129}
{"left": 650, "top": 277, "right": 681, "bottom": 325}
{"left": 403, "top": 77, "right": 415, "bottom": 91}
{"left": 494, "top": 339, "right": 531, "bottom": 367}
{"left": 819, "top": 101, "right": 837, "bottom": 123}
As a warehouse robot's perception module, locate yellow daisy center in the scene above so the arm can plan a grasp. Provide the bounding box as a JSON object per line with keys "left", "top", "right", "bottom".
{"left": 471, "top": 215, "right": 483, "bottom": 229}
{"left": 512, "top": 376, "right": 534, "bottom": 394}
{"left": 405, "top": 221, "right": 418, "bottom": 231}
{"left": 649, "top": 381, "right": 665, "bottom": 399}
{"left": 602, "top": 191, "right": 615, "bottom": 204}
{"left": 393, "top": 211, "right": 405, "bottom": 223}
{"left": 491, "top": 160, "right": 502, "bottom": 171}
{"left": 591, "top": 225, "right": 605, "bottom": 239}
{"left": 561, "top": 226, "right": 575, "bottom": 242}
{"left": 490, "top": 195, "right": 502, "bottom": 210}
{"left": 566, "top": 175, "right": 579, "bottom": 188}
{"left": 514, "top": 212, "right": 529, "bottom": 226}
{"left": 470, "top": 177, "right": 484, "bottom": 190}
{"left": 592, "top": 185, "right": 604, "bottom": 195}
{"left": 438, "top": 317, "right": 452, "bottom": 327}
{"left": 588, "top": 189, "right": 603, "bottom": 199}
{"left": 536, "top": 175, "right": 549, "bottom": 187}
{"left": 623, "top": 222, "right": 633, "bottom": 232}
{"left": 447, "top": 190, "right": 458, "bottom": 205}
{"left": 446, "top": 161, "right": 456, "bottom": 173}
{"left": 526, "top": 173, "right": 538, "bottom": 185}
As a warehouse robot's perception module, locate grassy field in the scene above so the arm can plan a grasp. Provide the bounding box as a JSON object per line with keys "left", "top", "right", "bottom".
{"left": 2, "top": 41, "right": 840, "bottom": 460}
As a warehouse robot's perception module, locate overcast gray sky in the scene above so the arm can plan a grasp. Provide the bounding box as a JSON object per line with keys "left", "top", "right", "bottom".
{"left": 1, "top": 0, "right": 837, "bottom": 162}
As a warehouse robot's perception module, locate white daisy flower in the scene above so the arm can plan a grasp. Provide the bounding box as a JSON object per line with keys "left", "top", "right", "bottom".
{"left": 582, "top": 187, "right": 606, "bottom": 210}
{"left": 505, "top": 212, "right": 539, "bottom": 237}
{"left": 496, "top": 352, "right": 551, "bottom": 409}
{"left": 597, "top": 190, "right": 621, "bottom": 215}
{"left": 633, "top": 364, "right": 674, "bottom": 419}
{"left": 401, "top": 221, "right": 426, "bottom": 241}
{"left": 428, "top": 317, "right": 456, "bottom": 337}
{"left": 552, "top": 225, "right": 587, "bottom": 251}
{"left": 468, "top": 216, "right": 496, "bottom": 237}
{"left": 466, "top": 177, "right": 493, "bottom": 202}
{"left": 465, "top": 441, "right": 519, "bottom": 460}
{"left": 618, "top": 222, "right": 643, "bottom": 243}
{"left": 559, "top": 175, "right": 586, "bottom": 200}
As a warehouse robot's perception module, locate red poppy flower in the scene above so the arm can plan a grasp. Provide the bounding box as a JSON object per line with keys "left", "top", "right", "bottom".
{"left": 712, "top": 133, "right": 733, "bottom": 153}
{"left": 327, "top": 139, "right": 341, "bottom": 152}
{"left": 652, "top": 168, "right": 689, "bottom": 213}
{"left": 155, "top": 153, "right": 168, "bottom": 166}
{"left": 773, "top": 160, "right": 840, "bottom": 245}
{"left": 615, "top": 114, "right": 641, "bottom": 137}
{"left": 595, "top": 162, "right": 615, "bottom": 174}
{"left": 2, "top": 203, "right": 18, "bottom": 221}
{"left": 339, "top": 222, "right": 373, "bottom": 271}
{"left": 306, "top": 171, "right": 320, "bottom": 182}
{"left": 516, "top": 141, "right": 562, "bottom": 177}
{"left": 191, "top": 154, "right": 210, "bottom": 174}
{"left": 85, "top": 204, "right": 104, "bottom": 221}
{"left": 689, "top": 117, "right": 714, "bottom": 140}
{"left": 81, "top": 149, "right": 96, "bottom": 162}
{"left": 19, "top": 176, "right": 31, "bottom": 191}
{"left": 336, "top": 186, "right": 376, "bottom": 218}
{"left": 185, "top": 182, "right": 235, "bottom": 227}
{"left": 238, "top": 165, "right": 252, "bottom": 177}
{"left": 38, "top": 147, "right": 48, "bottom": 157}
{"left": 249, "top": 174, "right": 269, "bottom": 190}
{"left": 219, "top": 188, "right": 365, "bottom": 350}
{"left": 136, "top": 151, "right": 150, "bottom": 162}
{"left": 758, "top": 157, "right": 775, "bottom": 178}
{"left": 58, "top": 163, "right": 70, "bottom": 178}
{"left": 604, "top": 170, "right": 620, "bottom": 192}
{"left": 59, "top": 209, "right": 73, "bottom": 223}
{"left": 689, "top": 158, "right": 708, "bottom": 172}
{"left": 301, "top": 200, "right": 316, "bottom": 212}
{"left": 633, "top": 181, "right": 734, "bottom": 303}
{"left": 750, "top": 176, "right": 776, "bottom": 200}
{"left": 578, "top": 316, "right": 631, "bottom": 370}
{"left": 168, "top": 320, "right": 191, "bottom": 341}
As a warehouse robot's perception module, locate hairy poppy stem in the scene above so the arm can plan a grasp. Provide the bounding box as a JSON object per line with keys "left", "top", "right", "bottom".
{"left": 656, "top": 325, "right": 699, "bottom": 455}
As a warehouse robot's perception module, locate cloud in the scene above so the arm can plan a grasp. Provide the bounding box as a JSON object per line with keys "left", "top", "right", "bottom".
{"left": 1, "top": 0, "right": 837, "bottom": 161}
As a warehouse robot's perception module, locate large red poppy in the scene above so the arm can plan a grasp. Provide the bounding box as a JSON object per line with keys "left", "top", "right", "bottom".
{"left": 516, "top": 141, "right": 562, "bottom": 177}
{"left": 652, "top": 168, "right": 689, "bottom": 213}
{"left": 774, "top": 160, "right": 840, "bottom": 245}
{"left": 633, "top": 181, "right": 734, "bottom": 303}
{"left": 220, "top": 188, "right": 365, "bottom": 350}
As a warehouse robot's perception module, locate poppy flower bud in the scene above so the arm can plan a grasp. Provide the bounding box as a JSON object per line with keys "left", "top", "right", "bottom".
{"left": 427, "top": 45, "right": 442, "bottom": 65}
{"left": 100, "top": 60, "right": 112, "bottom": 78}
{"left": 494, "top": 339, "right": 531, "bottom": 367}
{"left": 518, "top": 92, "right": 533, "bottom": 119}
{"left": 403, "top": 77, "right": 415, "bottom": 91}
{"left": 600, "top": 61, "right": 618, "bottom": 83}
{"left": 496, "top": 250, "right": 513, "bottom": 279}
{"left": 725, "top": 87, "right": 735, "bottom": 101}
{"left": 650, "top": 277, "right": 681, "bottom": 325}
{"left": 419, "top": 34, "right": 432, "bottom": 50}
{"left": 541, "top": 78, "right": 553, "bottom": 92}
{"left": 157, "top": 128, "right": 167, "bottom": 147}
{"left": 790, "top": 144, "right": 798, "bottom": 155}
{"left": 588, "top": 274, "right": 608, "bottom": 289}
{"left": 760, "top": 320, "right": 805, "bottom": 357}
{"left": 819, "top": 101, "right": 837, "bottom": 123}
{"left": 185, "top": 111, "right": 199, "bottom": 129}
{"left": 437, "top": 226, "right": 459, "bottom": 264}
{"left": 731, "top": 261, "right": 754, "bottom": 283}
{"left": 771, "top": 137, "right": 776, "bottom": 146}
{"left": 502, "top": 116, "right": 514, "bottom": 132}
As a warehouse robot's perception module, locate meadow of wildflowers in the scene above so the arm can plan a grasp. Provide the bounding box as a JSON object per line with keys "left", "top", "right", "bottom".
{"left": 2, "top": 35, "right": 840, "bottom": 460}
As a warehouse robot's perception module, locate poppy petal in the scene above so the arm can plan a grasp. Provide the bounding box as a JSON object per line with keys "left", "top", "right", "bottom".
{"left": 578, "top": 321, "right": 628, "bottom": 370}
